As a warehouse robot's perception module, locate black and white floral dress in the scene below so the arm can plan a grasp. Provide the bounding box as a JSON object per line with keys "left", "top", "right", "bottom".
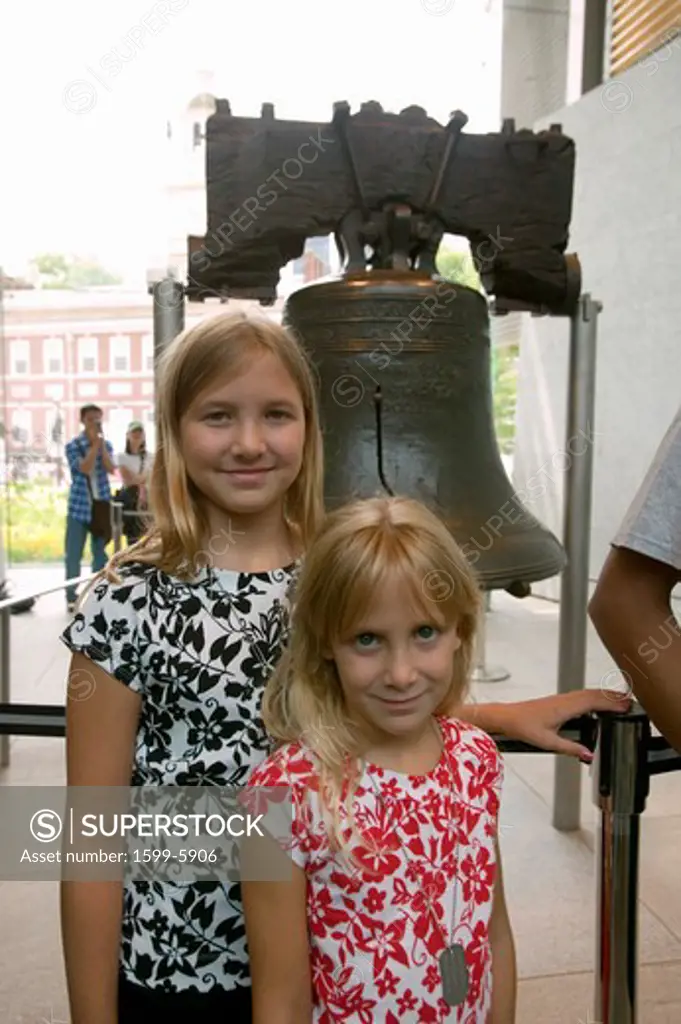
{"left": 61, "top": 559, "right": 297, "bottom": 996}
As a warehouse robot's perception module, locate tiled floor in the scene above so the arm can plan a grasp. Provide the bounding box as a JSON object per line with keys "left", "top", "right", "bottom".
{"left": 1, "top": 567, "right": 680, "bottom": 1022}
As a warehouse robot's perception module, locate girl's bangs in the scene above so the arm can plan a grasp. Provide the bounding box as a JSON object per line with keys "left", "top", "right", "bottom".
{"left": 330, "top": 533, "right": 460, "bottom": 642}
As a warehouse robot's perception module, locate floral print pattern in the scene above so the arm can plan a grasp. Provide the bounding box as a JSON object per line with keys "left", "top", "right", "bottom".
{"left": 247, "top": 717, "right": 503, "bottom": 1021}
{"left": 61, "top": 559, "right": 297, "bottom": 995}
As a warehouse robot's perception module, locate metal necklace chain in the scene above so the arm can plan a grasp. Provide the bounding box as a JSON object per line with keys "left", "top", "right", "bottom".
{"left": 360, "top": 716, "right": 470, "bottom": 1007}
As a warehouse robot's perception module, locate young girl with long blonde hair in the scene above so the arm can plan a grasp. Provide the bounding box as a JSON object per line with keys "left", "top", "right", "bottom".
{"left": 59, "top": 310, "right": 628, "bottom": 1023}
{"left": 243, "top": 495, "right": 516, "bottom": 1022}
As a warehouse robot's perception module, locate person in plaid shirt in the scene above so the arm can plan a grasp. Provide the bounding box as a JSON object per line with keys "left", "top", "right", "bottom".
{"left": 64, "top": 403, "right": 116, "bottom": 611}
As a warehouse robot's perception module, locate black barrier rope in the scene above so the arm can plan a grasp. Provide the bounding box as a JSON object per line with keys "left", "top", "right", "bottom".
{"left": 1, "top": 706, "right": 680, "bottom": 771}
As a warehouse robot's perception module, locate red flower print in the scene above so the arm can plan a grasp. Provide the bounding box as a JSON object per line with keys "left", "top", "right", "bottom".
{"left": 466, "top": 756, "right": 496, "bottom": 801}
{"left": 351, "top": 826, "right": 401, "bottom": 878}
{"left": 460, "top": 845, "right": 496, "bottom": 905}
{"left": 462, "top": 804, "right": 484, "bottom": 837}
{"left": 326, "top": 975, "right": 377, "bottom": 1024}
{"left": 239, "top": 782, "right": 290, "bottom": 817}
{"left": 363, "top": 886, "right": 386, "bottom": 914}
{"left": 397, "top": 989, "right": 419, "bottom": 1014}
{"left": 434, "top": 755, "right": 462, "bottom": 793}
{"left": 376, "top": 967, "right": 400, "bottom": 999}
{"left": 465, "top": 920, "right": 491, "bottom": 1003}
{"left": 393, "top": 876, "right": 413, "bottom": 908}
{"left": 311, "top": 949, "right": 337, "bottom": 1001}
{"left": 308, "top": 887, "right": 349, "bottom": 937}
{"left": 330, "top": 866, "right": 363, "bottom": 896}
{"left": 423, "top": 962, "right": 441, "bottom": 994}
{"left": 416, "top": 999, "right": 440, "bottom": 1021}
{"left": 379, "top": 777, "right": 403, "bottom": 801}
{"left": 252, "top": 720, "right": 501, "bottom": 1020}
{"left": 405, "top": 835, "right": 427, "bottom": 861}
{"left": 357, "top": 916, "right": 410, "bottom": 974}
{"left": 411, "top": 870, "right": 448, "bottom": 956}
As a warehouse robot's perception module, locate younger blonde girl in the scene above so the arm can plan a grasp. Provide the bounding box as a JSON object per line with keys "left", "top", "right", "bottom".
{"left": 244, "top": 495, "right": 516, "bottom": 1022}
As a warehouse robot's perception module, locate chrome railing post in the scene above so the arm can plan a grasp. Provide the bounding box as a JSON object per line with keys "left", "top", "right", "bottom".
{"left": 112, "top": 501, "right": 124, "bottom": 553}
{"left": 593, "top": 703, "right": 650, "bottom": 1023}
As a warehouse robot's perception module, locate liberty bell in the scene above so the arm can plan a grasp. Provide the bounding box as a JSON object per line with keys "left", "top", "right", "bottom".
{"left": 284, "top": 236, "right": 566, "bottom": 595}
{"left": 188, "top": 97, "right": 574, "bottom": 593}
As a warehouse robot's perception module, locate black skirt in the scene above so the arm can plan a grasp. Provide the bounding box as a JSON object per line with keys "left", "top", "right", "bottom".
{"left": 118, "top": 972, "right": 252, "bottom": 1023}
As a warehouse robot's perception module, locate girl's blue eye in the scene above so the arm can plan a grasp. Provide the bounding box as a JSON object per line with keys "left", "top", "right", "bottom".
{"left": 417, "top": 625, "right": 438, "bottom": 640}
{"left": 267, "top": 409, "right": 292, "bottom": 420}
{"left": 355, "top": 633, "right": 378, "bottom": 648}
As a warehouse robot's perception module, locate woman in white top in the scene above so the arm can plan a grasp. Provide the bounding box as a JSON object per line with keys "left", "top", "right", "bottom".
{"left": 116, "top": 421, "right": 153, "bottom": 544}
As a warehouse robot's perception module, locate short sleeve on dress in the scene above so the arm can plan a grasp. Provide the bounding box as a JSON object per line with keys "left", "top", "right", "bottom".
{"left": 245, "top": 746, "right": 317, "bottom": 870}
{"left": 60, "top": 572, "right": 148, "bottom": 695}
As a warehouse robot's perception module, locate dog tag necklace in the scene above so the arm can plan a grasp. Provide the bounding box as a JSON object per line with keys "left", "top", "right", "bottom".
{"left": 362, "top": 722, "right": 470, "bottom": 1008}
{"left": 438, "top": 886, "right": 469, "bottom": 1007}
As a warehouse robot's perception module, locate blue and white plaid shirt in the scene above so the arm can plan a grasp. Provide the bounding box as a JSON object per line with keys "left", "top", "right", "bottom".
{"left": 65, "top": 433, "right": 115, "bottom": 524}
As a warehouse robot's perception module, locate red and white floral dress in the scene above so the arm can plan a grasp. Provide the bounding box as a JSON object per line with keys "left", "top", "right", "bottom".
{"left": 246, "top": 717, "right": 503, "bottom": 1022}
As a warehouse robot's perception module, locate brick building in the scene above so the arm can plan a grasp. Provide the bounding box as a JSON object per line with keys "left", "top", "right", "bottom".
{"left": 1, "top": 287, "right": 284, "bottom": 465}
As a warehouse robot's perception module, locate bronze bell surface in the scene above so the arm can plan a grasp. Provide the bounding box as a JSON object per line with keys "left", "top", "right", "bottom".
{"left": 284, "top": 269, "right": 566, "bottom": 594}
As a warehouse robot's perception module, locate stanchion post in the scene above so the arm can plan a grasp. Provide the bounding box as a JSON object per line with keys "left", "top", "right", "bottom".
{"left": 552, "top": 294, "right": 602, "bottom": 831}
{"left": 0, "top": 606, "right": 10, "bottom": 767}
{"left": 112, "top": 501, "right": 124, "bottom": 553}
{"left": 152, "top": 278, "right": 185, "bottom": 370}
{"left": 593, "top": 704, "right": 650, "bottom": 1024}
{"left": 471, "top": 591, "right": 511, "bottom": 684}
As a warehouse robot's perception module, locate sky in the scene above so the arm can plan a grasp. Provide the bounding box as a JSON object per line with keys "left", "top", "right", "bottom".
{"left": 1, "top": 0, "right": 501, "bottom": 285}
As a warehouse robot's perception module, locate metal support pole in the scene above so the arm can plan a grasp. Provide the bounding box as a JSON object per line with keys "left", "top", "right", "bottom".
{"left": 471, "top": 592, "right": 511, "bottom": 684}
{"left": 112, "top": 501, "right": 124, "bottom": 553}
{"left": 593, "top": 704, "right": 649, "bottom": 1024}
{"left": 152, "top": 278, "right": 185, "bottom": 368}
{"left": 552, "top": 294, "right": 601, "bottom": 831}
{"left": 0, "top": 607, "right": 10, "bottom": 767}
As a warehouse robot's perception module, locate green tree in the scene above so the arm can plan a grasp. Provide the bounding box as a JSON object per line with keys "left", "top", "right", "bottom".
{"left": 32, "top": 253, "right": 71, "bottom": 279}
{"left": 436, "top": 244, "right": 517, "bottom": 453}
{"left": 435, "top": 246, "right": 483, "bottom": 292}
{"left": 30, "top": 252, "right": 122, "bottom": 289}
{"left": 491, "top": 343, "right": 518, "bottom": 455}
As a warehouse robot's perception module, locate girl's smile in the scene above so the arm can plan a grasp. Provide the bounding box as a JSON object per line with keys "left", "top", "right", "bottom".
{"left": 180, "top": 349, "right": 306, "bottom": 524}
{"left": 329, "top": 575, "right": 463, "bottom": 744}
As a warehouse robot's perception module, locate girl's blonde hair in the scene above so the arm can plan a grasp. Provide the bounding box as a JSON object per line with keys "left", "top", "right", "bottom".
{"left": 102, "top": 311, "right": 324, "bottom": 582}
{"left": 262, "top": 494, "right": 482, "bottom": 856}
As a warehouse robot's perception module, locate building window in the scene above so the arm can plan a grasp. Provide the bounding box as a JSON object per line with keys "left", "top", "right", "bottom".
{"left": 43, "top": 337, "right": 64, "bottom": 375}
{"left": 78, "top": 337, "right": 98, "bottom": 374}
{"left": 45, "top": 383, "right": 65, "bottom": 400}
{"left": 10, "top": 340, "right": 30, "bottom": 375}
{"left": 142, "top": 334, "right": 154, "bottom": 373}
{"left": 107, "top": 406, "right": 133, "bottom": 453}
{"left": 12, "top": 407, "right": 32, "bottom": 444}
{"left": 110, "top": 335, "right": 131, "bottom": 373}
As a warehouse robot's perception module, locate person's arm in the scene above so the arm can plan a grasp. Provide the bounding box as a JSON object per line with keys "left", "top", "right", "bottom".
{"left": 488, "top": 840, "right": 517, "bottom": 1023}
{"left": 450, "top": 688, "right": 631, "bottom": 760}
{"left": 61, "top": 652, "right": 141, "bottom": 1024}
{"left": 241, "top": 859, "right": 312, "bottom": 1023}
{"left": 589, "top": 547, "right": 681, "bottom": 752}
{"left": 67, "top": 437, "right": 98, "bottom": 476}
{"left": 101, "top": 440, "right": 116, "bottom": 475}
{"left": 118, "top": 463, "right": 138, "bottom": 487}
